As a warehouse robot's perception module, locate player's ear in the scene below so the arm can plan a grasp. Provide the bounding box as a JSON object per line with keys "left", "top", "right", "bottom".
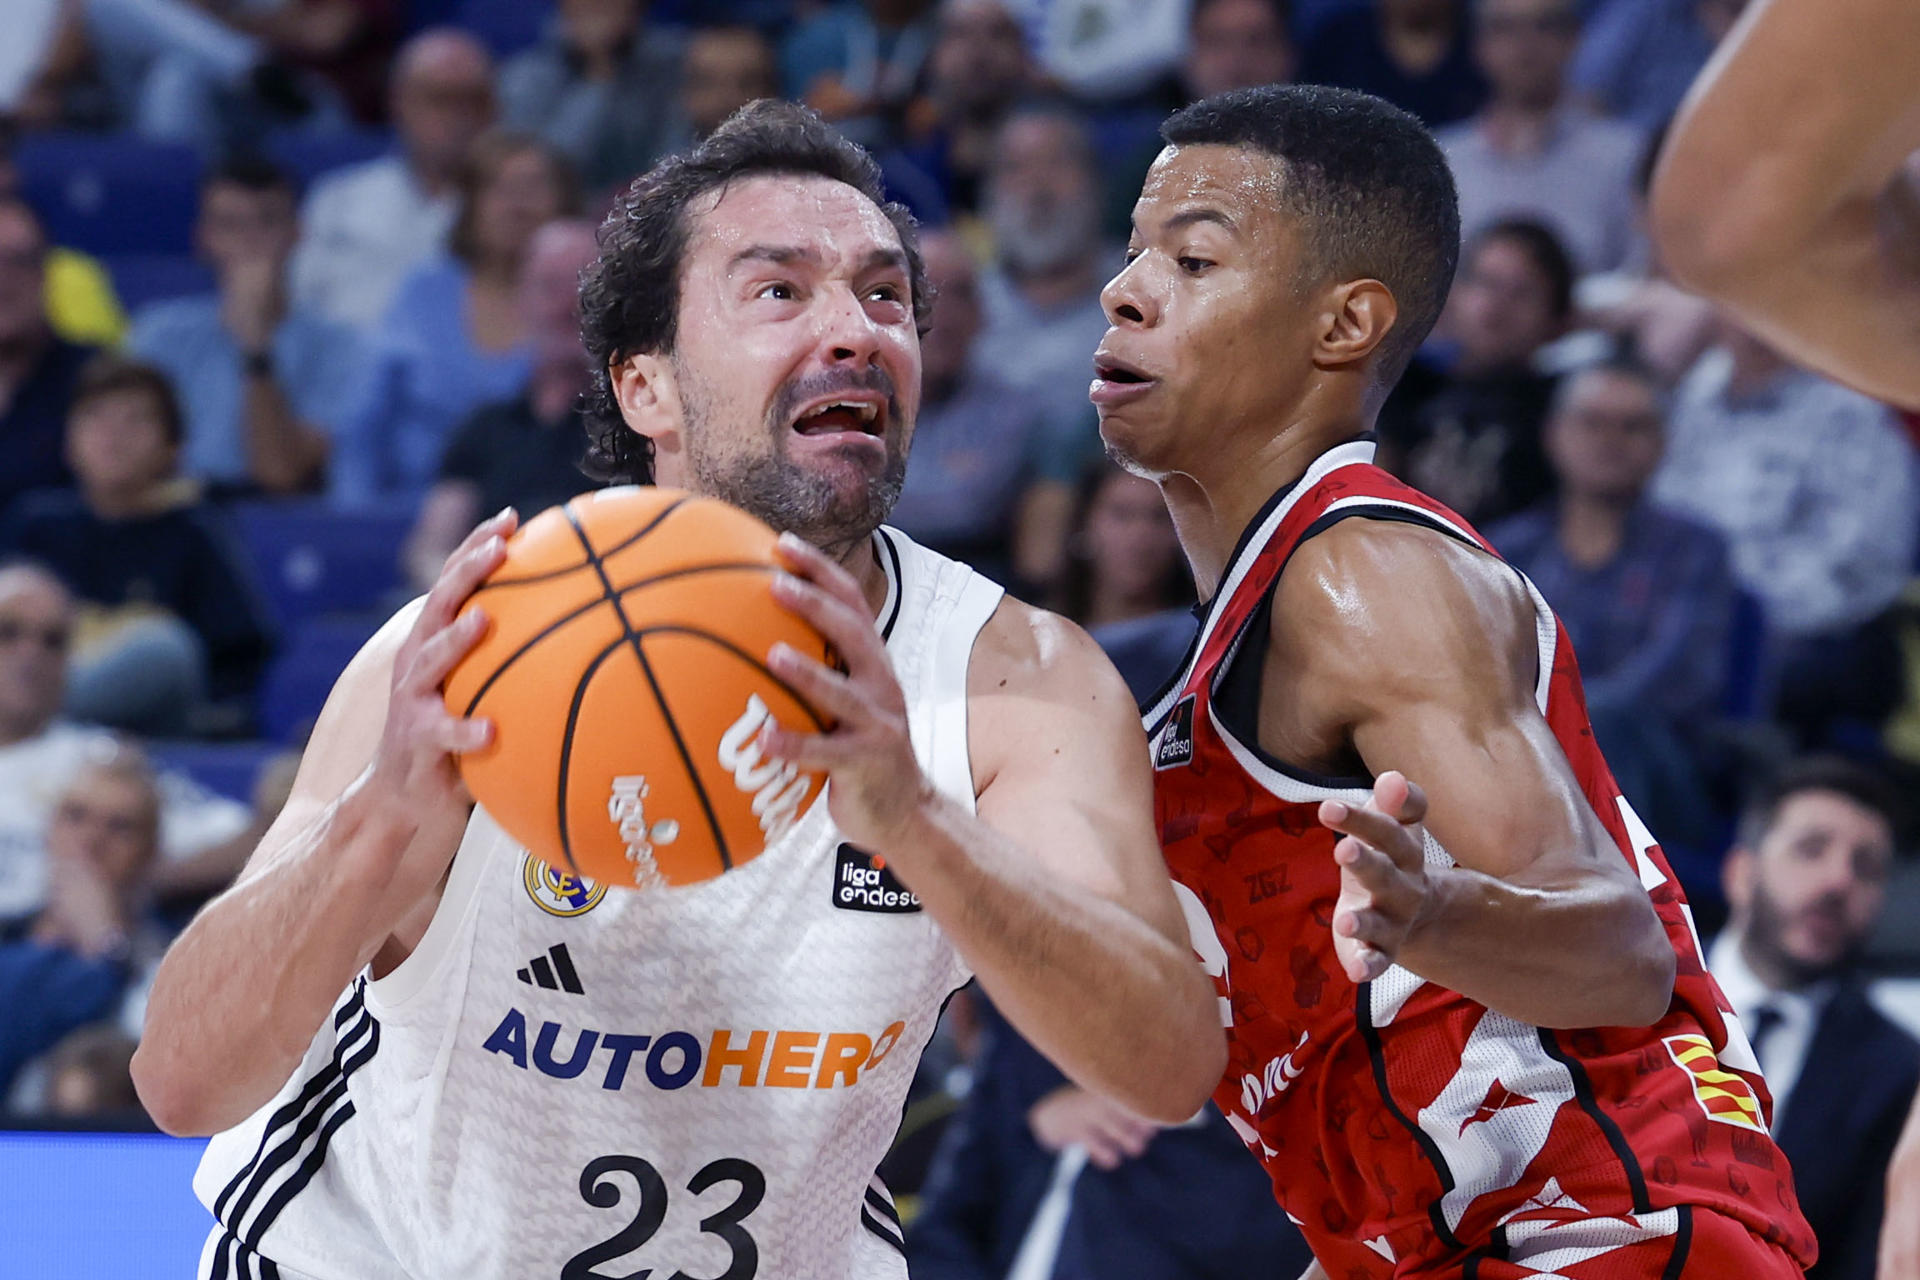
{"left": 611, "top": 351, "right": 684, "bottom": 453}
{"left": 1312, "top": 279, "right": 1398, "bottom": 372}
{"left": 1722, "top": 845, "right": 1756, "bottom": 914}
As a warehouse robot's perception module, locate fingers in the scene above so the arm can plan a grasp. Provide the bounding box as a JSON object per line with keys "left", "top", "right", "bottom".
{"left": 756, "top": 719, "right": 860, "bottom": 773}
{"left": 767, "top": 641, "right": 864, "bottom": 725}
{"left": 770, "top": 569, "right": 883, "bottom": 673}
{"left": 1319, "top": 797, "right": 1425, "bottom": 871}
{"left": 773, "top": 531, "right": 866, "bottom": 612}
{"left": 1334, "top": 932, "right": 1392, "bottom": 984}
{"left": 408, "top": 608, "right": 492, "bottom": 694}
{"left": 1374, "top": 771, "right": 1428, "bottom": 825}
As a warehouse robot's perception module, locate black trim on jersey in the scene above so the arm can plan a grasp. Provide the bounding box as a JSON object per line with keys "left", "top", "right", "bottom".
{"left": 1355, "top": 983, "right": 1466, "bottom": 1252}
{"left": 213, "top": 986, "right": 371, "bottom": 1222}
{"left": 208, "top": 1224, "right": 280, "bottom": 1280}
{"left": 861, "top": 1206, "right": 906, "bottom": 1255}
{"left": 215, "top": 987, "right": 380, "bottom": 1252}
{"left": 475, "top": 496, "right": 687, "bottom": 590}
{"left": 875, "top": 529, "right": 905, "bottom": 641}
{"left": 865, "top": 1186, "right": 902, "bottom": 1230}
{"left": 1659, "top": 1204, "right": 1694, "bottom": 1280}
{"left": 1534, "top": 1028, "right": 1653, "bottom": 1215}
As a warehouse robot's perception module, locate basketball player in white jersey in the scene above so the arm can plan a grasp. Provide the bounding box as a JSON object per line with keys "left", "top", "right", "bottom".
{"left": 132, "top": 100, "right": 1225, "bottom": 1280}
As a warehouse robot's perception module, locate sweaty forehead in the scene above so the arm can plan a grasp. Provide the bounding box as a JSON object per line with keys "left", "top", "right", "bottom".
{"left": 1135, "top": 144, "right": 1293, "bottom": 236}
{"left": 687, "top": 174, "right": 903, "bottom": 270}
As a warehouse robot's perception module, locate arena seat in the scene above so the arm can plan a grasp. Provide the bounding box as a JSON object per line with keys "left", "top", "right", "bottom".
{"left": 256, "top": 613, "right": 386, "bottom": 743}
{"left": 453, "top": 0, "right": 548, "bottom": 57}
{"left": 263, "top": 127, "right": 394, "bottom": 189}
{"left": 102, "top": 254, "right": 216, "bottom": 315}
{"left": 231, "top": 498, "right": 412, "bottom": 630}
{"left": 146, "top": 739, "right": 283, "bottom": 804}
{"left": 15, "top": 133, "right": 203, "bottom": 256}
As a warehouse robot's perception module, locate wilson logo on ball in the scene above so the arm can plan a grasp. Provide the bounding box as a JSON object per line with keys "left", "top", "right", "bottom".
{"left": 717, "top": 694, "right": 811, "bottom": 846}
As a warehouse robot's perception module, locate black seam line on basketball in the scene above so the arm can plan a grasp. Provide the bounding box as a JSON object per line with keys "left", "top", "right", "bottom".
{"left": 553, "top": 636, "right": 636, "bottom": 878}
{"left": 473, "top": 496, "right": 690, "bottom": 591}
{"left": 875, "top": 529, "right": 904, "bottom": 640}
{"left": 629, "top": 625, "right": 831, "bottom": 733}
{"left": 562, "top": 505, "right": 735, "bottom": 871}
{"left": 241, "top": 1016, "right": 380, "bottom": 1249}
{"left": 1533, "top": 1027, "right": 1653, "bottom": 1215}
{"left": 864, "top": 1187, "right": 900, "bottom": 1227}
{"left": 1354, "top": 982, "right": 1466, "bottom": 1253}
{"left": 1658, "top": 1203, "right": 1693, "bottom": 1280}
{"left": 214, "top": 989, "right": 369, "bottom": 1220}
{"left": 227, "top": 1010, "right": 379, "bottom": 1239}
{"left": 860, "top": 1208, "right": 905, "bottom": 1253}
{"left": 456, "top": 562, "right": 780, "bottom": 719}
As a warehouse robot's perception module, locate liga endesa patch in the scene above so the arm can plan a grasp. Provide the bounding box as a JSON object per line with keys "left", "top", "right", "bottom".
{"left": 830, "top": 844, "right": 922, "bottom": 914}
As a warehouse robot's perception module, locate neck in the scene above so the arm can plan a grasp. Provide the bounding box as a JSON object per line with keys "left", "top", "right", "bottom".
{"left": 1555, "top": 490, "right": 1631, "bottom": 567}
{"left": 840, "top": 532, "right": 891, "bottom": 621}
{"left": 1737, "top": 929, "right": 1808, "bottom": 994}
{"left": 1161, "top": 415, "right": 1366, "bottom": 600}
{"left": 1481, "top": 98, "right": 1561, "bottom": 151}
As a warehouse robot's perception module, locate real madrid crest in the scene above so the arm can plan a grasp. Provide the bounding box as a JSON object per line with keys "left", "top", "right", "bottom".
{"left": 522, "top": 854, "right": 607, "bottom": 917}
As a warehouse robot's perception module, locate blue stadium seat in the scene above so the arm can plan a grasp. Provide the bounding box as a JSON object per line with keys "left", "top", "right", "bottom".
{"left": 146, "top": 738, "right": 283, "bottom": 804}
{"left": 454, "top": 0, "right": 549, "bottom": 57}
{"left": 230, "top": 498, "right": 413, "bottom": 630}
{"left": 257, "top": 614, "right": 384, "bottom": 743}
{"left": 15, "top": 133, "right": 204, "bottom": 256}
{"left": 264, "top": 127, "right": 394, "bottom": 189}
{"left": 1723, "top": 589, "right": 1772, "bottom": 721}
{"left": 104, "top": 253, "right": 215, "bottom": 315}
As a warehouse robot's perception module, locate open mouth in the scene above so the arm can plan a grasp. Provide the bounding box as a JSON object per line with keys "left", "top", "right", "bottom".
{"left": 791, "top": 397, "right": 886, "bottom": 438}
{"left": 1093, "top": 354, "right": 1154, "bottom": 385}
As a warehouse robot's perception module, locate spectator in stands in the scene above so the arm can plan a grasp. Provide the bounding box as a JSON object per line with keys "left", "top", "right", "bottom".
{"left": 1182, "top": 0, "right": 1296, "bottom": 102}
{"left": 909, "top": 997, "right": 1310, "bottom": 1280}
{"left": 1381, "top": 218, "right": 1571, "bottom": 526}
{"left": 0, "top": 118, "right": 128, "bottom": 348}
{"left": 1437, "top": 0, "right": 1642, "bottom": 275}
{"left": 887, "top": 231, "right": 1049, "bottom": 582}
{"left": 40, "top": 1023, "right": 143, "bottom": 1118}
{"left": 1026, "top": 0, "right": 1186, "bottom": 104}
{"left": 1571, "top": 122, "right": 1719, "bottom": 385}
{"left": 1710, "top": 757, "right": 1915, "bottom": 1280}
{"left": 1652, "top": 316, "right": 1920, "bottom": 749}
{"left": 1489, "top": 355, "right": 1735, "bottom": 853}
{"left": 974, "top": 109, "right": 1113, "bottom": 476}
{"left": 224, "top": 0, "right": 400, "bottom": 127}
{"left": 1, "top": 357, "right": 275, "bottom": 736}
{"left": 289, "top": 28, "right": 495, "bottom": 330}
{"left": 0, "top": 196, "right": 91, "bottom": 513}
{"left": 1052, "top": 463, "right": 1196, "bottom": 700}
{"left": 1296, "top": 0, "right": 1486, "bottom": 128}
{"left": 331, "top": 134, "right": 578, "bottom": 511}
{"left": 500, "top": 0, "right": 684, "bottom": 198}
{"left": 128, "top": 157, "right": 360, "bottom": 499}
{"left": 0, "top": 561, "right": 251, "bottom": 928}
{"left": 0, "top": 744, "right": 159, "bottom": 1102}
{"left": 666, "top": 25, "right": 780, "bottom": 150}
{"left": 1571, "top": 0, "right": 1748, "bottom": 132}
{"left": 782, "top": 0, "right": 937, "bottom": 148}
{"left": 402, "top": 218, "right": 601, "bottom": 592}
{"left": 898, "top": 0, "right": 1034, "bottom": 216}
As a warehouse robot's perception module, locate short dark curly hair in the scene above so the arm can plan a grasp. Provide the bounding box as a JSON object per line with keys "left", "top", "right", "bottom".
{"left": 578, "top": 99, "right": 932, "bottom": 486}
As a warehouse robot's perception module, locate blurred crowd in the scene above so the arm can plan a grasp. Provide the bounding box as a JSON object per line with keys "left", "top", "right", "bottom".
{"left": 1, "top": 0, "right": 1918, "bottom": 1276}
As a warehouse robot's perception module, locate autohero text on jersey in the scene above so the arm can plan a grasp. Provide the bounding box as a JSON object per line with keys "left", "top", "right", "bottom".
{"left": 482, "top": 1010, "right": 909, "bottom": 1091}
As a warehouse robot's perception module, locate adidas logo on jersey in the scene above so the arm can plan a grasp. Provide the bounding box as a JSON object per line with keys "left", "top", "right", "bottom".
{"left": 516, "top": 943, "right": 584, "bottom": 994}
{"left": 832, "top": 844, "right": 921, "bottom": 914}
{"left": 1153, "top": 695, "right": 1197, "bottom": 770}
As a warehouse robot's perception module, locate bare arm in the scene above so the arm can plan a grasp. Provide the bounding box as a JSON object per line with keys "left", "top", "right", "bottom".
{"left": 1651, "top": 0, "right": 1920, "bottom": 406}
{"left": 763, "top": 536, "right": 1225, "bottom": 1122}
{"left": 1274, "top": 523, "right": 1673, "bottom": 1028}
{"left": 132, "top": 513, "right": 514, "bottom": 1135}
{"left": 1882, "top": 1087, "right": 1920, "bottom": 1280}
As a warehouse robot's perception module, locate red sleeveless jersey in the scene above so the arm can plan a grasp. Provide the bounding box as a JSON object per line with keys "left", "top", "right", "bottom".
{"left": 1145, "top": 441, "right": 1815, "bottom": 1277}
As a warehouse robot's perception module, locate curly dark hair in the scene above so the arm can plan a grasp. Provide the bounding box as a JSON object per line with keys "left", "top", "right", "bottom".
{"left": 578, "top": 99, "right": 932, "bottom": 486}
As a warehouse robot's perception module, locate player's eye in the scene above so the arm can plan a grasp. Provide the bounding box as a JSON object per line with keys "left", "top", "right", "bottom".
{"left": 1177, "top": 256, "right": 1214, "bottom": 276}
{"left": 866, "top": 284, "right": 905, "bottom": 304}
{"left": 757, "top": 282, "right": 797, "bottom": 301}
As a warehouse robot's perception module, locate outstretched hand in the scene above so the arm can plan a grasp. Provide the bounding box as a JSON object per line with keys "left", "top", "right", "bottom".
{"left": 1319, "top": 772, "right": 1432, "bottom": 984}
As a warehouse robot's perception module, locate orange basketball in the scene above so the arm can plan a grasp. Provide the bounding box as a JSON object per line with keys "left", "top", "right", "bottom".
{"left": 443, "top": 486, "right": 834, "bottom": 889}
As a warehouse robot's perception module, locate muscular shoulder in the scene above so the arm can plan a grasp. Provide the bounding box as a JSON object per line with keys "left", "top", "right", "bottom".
{"left": 1273, "top": 518, "right": 1538, "bottom": 715}
{"left": 965, "top": 594, "right": 1145, "bottom": 789}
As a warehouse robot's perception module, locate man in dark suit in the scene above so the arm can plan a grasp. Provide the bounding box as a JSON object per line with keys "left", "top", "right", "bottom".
{"left": 1708, "top": 756, "right": 1916, "bottom": 1280}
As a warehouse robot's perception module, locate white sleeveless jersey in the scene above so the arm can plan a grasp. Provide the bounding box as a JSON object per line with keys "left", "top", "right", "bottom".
{"left": 193, "top": 528, "right": 1004, "bottom": 1280}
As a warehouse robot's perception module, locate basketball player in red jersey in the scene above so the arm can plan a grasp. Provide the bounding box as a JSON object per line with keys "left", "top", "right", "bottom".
{"left": 1094, "top": 85, "right": 1817, "bottom": 1279}
{"left": 1651, "top": 0, "right": 1920, "bottom": 408}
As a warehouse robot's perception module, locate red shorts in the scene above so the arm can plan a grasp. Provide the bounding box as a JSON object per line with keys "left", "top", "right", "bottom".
{"left": 1449, "top": 1207, "right": 1804, "bottom": 1279}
